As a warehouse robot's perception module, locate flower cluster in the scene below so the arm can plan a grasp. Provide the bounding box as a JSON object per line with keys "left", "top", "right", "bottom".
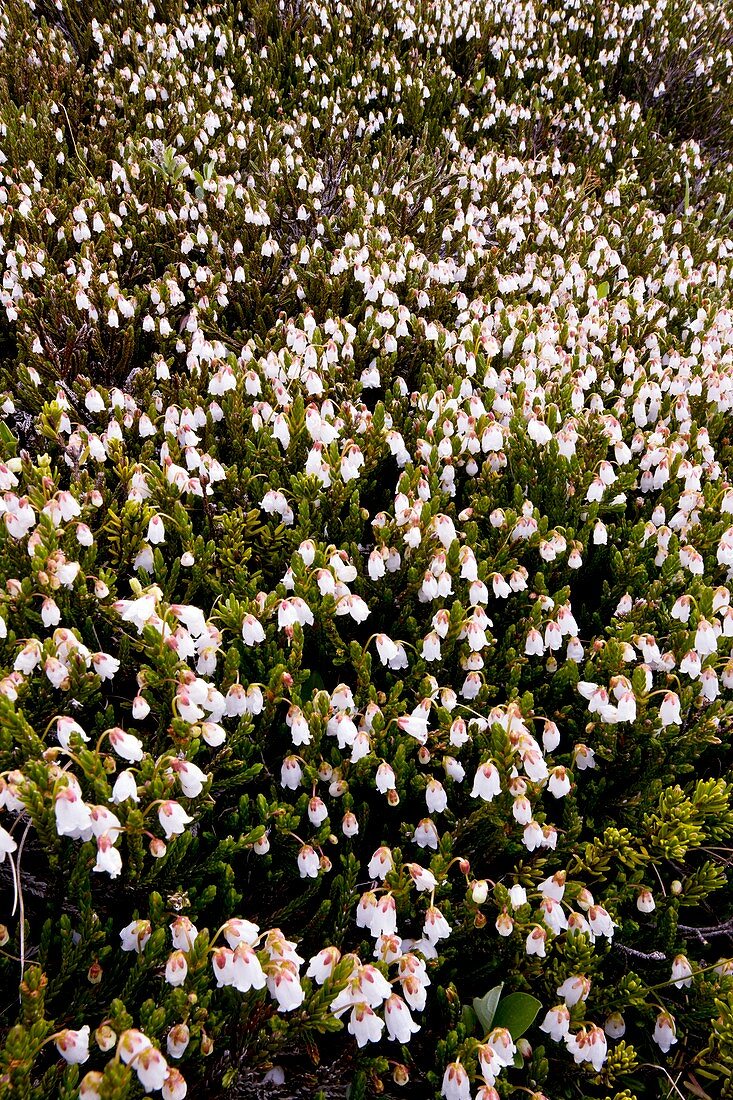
{"left": 2, "top": 0, "right": 733, "bottom": 1097}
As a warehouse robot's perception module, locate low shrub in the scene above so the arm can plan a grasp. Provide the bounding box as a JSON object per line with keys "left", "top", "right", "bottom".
{"left": 1, "top": 1, "right": 733, "bottom": 1098}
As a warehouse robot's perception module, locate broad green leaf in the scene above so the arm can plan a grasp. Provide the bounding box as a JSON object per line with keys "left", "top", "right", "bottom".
{"left": 461, "top": 1005, "right": 478, "bottom": 1034}
{"left": 492, "top": 991, "right": 542, "bottom": 1039}
{"left": 472, "top": 982, "right": 503, "bottom": 1033}
{"left": 301, "top": 669, "right": 326, "bottom": 701}
{"left": 597, "top": 280, "right": 609, "bottom": 299}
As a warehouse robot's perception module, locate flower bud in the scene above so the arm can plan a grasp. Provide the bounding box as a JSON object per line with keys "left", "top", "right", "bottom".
{"left": 0, "top": 925, "right": 9, "bottom": 947}
{"left": 471, "top": 879, "right": 488, "bottom": 905}
{"left": 95, "top": 1025, "right": 116, "bottom": 1052}
{"left": 387, "top": 788, "right": 400, "bottom": 806}
{"left": 87, "top": 961, "right": 102, "bottom": 985}
{"left": 517, "top": 1038, "right": 532, "bottom": 1059}
{"left": 150, "top": 837, "right": 167, "bottom": 858}
{"left": 200, "top": 1031, "right": 214, "bottom": 1056}
{"left": 167, "top": 1023, "right": 190, "bottom": 1059}
{"left": 79, "top": 1072, "right": 104, "bottom": 1100}
{"left": 393, "top": 1064, "right": 409, "bottom": 1086}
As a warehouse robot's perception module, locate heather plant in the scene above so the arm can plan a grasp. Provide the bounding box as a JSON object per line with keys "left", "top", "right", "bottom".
{"left": 1, "top": 0, "right": 733, "bottom": 1098}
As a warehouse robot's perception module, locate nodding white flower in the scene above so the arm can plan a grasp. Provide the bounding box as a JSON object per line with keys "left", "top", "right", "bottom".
{"left": 441, "top": 1062, "right": 471, "bottom": 1100}
{"left": 132, "top": 694, "right": 150, "bottom": 720}
{"left": 147, "top": 515, "right": 165, "bottom": 544}
{"left": 522, "top": 748, "right": 548, "bottom": 782}
{"left": 573, "top": 744, "right": 596, "bottom": 770}
{"left": 355, "top": 891, "right": 379, "bottom": 933}
{"left": 119, "top": 1029, "right": 153, "bottom": 1066}
{"left": 307, "top": 796, "right": 328, "bottom": 826}
{"left": 56, "top": 717, "right": 89, "bottom": 749}
{"left": 267, "top": 962, "right": 305, "bottom": 1010}
{"left": 547, "top": 766, "right": 571, "bottom": 798}
{"left": 55, "top": 787, "right": 93, "bottom": 839}
{"left": 111, "top": 770, "right": 139, "bottom": 803}
{"left": 557, "top": 975, "right": 591, "bottom": 1006}
{"left": 565, "top": 1025, "right": 607, "bottom": 1070}
{"left": 375, "top": 634, "right": 399, "bottom": 664}
{"left": 368, "top": 846, "right": 394, "bottom": 880}
{"left": 348, "top": 1003, "right": 384, "bottom": 1048}
{"left": 374, "top": 933, "right": 402, "bottom": 965}
{"left": 41, "top": 597, "right": 61, "bottom": 627}
{"left": 159, "top": 801, "right": 193, "bottom": 839}
{"left": 653, "top": 1011, "right": 677, "bottom": 1053}
{"left": 659, "top": 691, "right": 681, "bottom": 726}
{"left": 166, "top": 1023, "right": 190, "bottom": 1060}
{"left": 407, "top": 863, "right": 437, "bottom": 893}
{"left": 94, "top": 834, "right": 122, "bottom": 878}
{"left": 114, "top": 594, "right": 158, "bottom": 633}
{"left": 541, "top": 897, "right": 568, "bottom": 935}
{"left": 671, "top": 954, "right": 693, "bottom": 989}
{"left": 471, "top": 761, "right": 501, "bottom": 801}
{"left": 231, "top": 944, "right": 267, "bottom": 992}
{"left": 540, "top": 1004, "right": 571, "bottom": 1041}
{"left": 694, "top": 618, "right": 717, "bottom": 656}
{"left": 297, "top": 845, "right": 320, "bottom": 878}
{"left": 120, "top": 920, "right": 152, "bottom": 954}
{"left": 522, "top": 820, "right": 544, "bottom": 851}
{"left": 108, "top": 727, "right": 144, "bottom": 762}
{"left": 335, "top": 594, "right": 370, "bottom": 622}
{"left": 510, "top": 796, "right": 528, "bottom": 822}
{"left": 526, "top": 926, "right": 547, "bottom": 956}
{"left": 671, "top": 595, "right": 692, "bottom": 622}
{"left": 14, "top": 640, "right": 42, "bottom": 674}
{"left": 91, "top": 652, "right": 120, "bottom": 680}
{"left": 637, "top": 888, "right": 655, "bottom": 913}
{"left": 423, "top": 905, "right": 451, "bottom": 943}
{"left": 162, "top": 1068, "right": 188, "bottom": 1100}
{"left": 384, "top": 994, "right": 420, "bottom": 1042}
{"left": 241, "top": 614, "right": 265, "bottom": 645}
{"left": 55, "top": 1025, "right": 90, "bottom": 1065}
{"left": 413, "top": 818, "right": 439, "bottom": 849}
{"left": 476, "top": 1042, "right": 503, "bottom": 1086}
{"left": 604, "top": 1012, "right": 626, "bottom": 1039}
{"left": 375, "top": 762, "right": 396, "bottom": 793}
{"left": 680, "top": 649, "right": 701, "bottom": 678}
{"left": 211, "top": 946, "right": 236, "bottom": 987}
{"left": 306, "top": 947, "right": 341, "bottom": 984}
{"left": 0, "top": 825, "right": 17, "bottom": 863}
{"left": 425, "top": 779, "right": 447, "bottom": 813}
{"left": 135, "top": 1046, "right": 169, "bottom": 1091}
{"left": 170, "top": 917, "right": 198, "bottom": 952}
{"left": 487, "top": 1027, "right": 516, "bottom": 1067}
{"left": 593, "top": 520, "right": 608, "bottom": 544}
{"left": 397, "top": 703, "right": 430, "bottom": 742}
{"left": 165, "top": 951, "right": 188, "bottom": 987}
{"left": 170, "top": 759, "right": 208, "bottom": 797}
{"left": 588, "top": 904, "right": 615, "bottom": 939}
